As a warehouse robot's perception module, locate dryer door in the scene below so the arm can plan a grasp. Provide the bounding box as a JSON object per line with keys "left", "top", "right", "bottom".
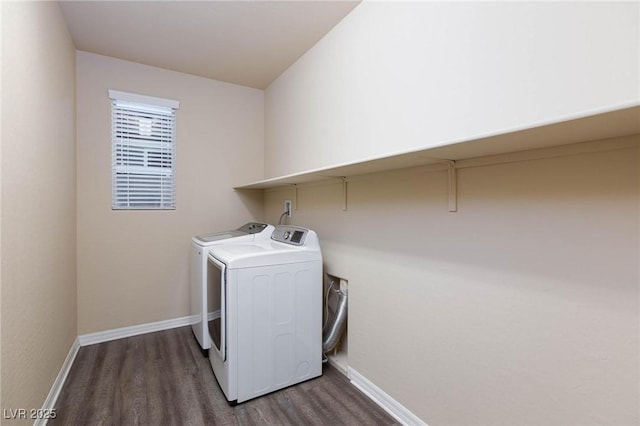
{"left": 207, "top": 254, "right": 227, "bottom": 362}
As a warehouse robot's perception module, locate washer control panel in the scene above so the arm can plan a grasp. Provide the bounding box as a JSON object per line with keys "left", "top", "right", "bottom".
{"left": 271, "top": 225, "right": 308, "bottom": 246}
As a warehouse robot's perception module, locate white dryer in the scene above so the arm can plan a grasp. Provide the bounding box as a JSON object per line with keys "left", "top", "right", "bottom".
{"left": 190, "top": 223, "right": 274, "bottom": 354}
{"left": 206, "top": 225, "right": 323, "bottom": 404}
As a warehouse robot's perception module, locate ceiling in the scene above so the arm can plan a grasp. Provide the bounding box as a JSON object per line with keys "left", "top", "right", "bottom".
{"left": 59, "top": 1, "right": 360, "bottom": 90}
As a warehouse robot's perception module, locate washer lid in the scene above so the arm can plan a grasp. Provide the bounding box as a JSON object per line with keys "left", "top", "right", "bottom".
{"left": 194, "top": 230, "right": 245, "bottom": 244}
{"left": 208, "top": 239, "right": 321, "bottom": 269}
{"left": 193, "top": 223, "right": 274, "bottom": 246}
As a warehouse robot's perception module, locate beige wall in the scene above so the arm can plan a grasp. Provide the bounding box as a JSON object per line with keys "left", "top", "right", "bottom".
{"left": 263, "top": 2, "right": 639, "bottom": 424}
{"left": 265, "top": 1, "right": 639, "bottom": 178}
{"left": 76, "top": 52, "right": 264, "bottom": 334}
{"left": 0, "top": 0, "right": 4, "bottom": 409}
{"left": 264, "top": 139, "right": 640, "bottom": 425}
{"left": 1, "top": 1, "right": 77, "bottom": 422}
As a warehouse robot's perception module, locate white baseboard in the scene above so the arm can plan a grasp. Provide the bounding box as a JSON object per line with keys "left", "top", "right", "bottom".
{"left": 207, "top": 310, "right": 221, "bottom": 322}
{"left": 36, "top": 337, "right": 80, "bottom": 426}
{"left": 348, "top": 367, "right": 427, "bottom": 426}
{"left": 326, "top": 354, "right": 348, "bottom": 376}
{"left": 78, "top": 315, "right": 192, "bottom": 346}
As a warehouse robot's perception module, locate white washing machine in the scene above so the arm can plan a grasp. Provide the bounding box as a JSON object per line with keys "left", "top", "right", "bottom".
{"left": 190, "top": 222, "right": 274, "bottom": 354}
{"left": 206, "top": 225, "right": 323, "bottom": 404}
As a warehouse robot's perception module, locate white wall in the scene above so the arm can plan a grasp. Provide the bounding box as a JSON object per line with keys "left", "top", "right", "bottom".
{"left": 264, "top": 139, "right": 640, "bottom": 425}
{"left": 1, "top": 2, "right": 77, "bottom": 421}
{"left": 76, "top": 52, "right": 264, "bottom": 334}
{"left": 265, "top": 1, "right": 639, "bottom": 178}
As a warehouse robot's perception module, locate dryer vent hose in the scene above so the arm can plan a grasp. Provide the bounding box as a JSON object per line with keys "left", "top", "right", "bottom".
{"left": 322, "top": 286, "right": 348, "bottom": 353}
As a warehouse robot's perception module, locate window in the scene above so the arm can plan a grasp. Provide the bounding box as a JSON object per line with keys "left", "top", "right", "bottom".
{"left": 109, "top": 90, "right": 179, "bottom": 210}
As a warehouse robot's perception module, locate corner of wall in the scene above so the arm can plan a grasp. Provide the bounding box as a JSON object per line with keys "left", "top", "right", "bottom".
{"left": 1, "top": 0, "right": 78, "bottom": 415}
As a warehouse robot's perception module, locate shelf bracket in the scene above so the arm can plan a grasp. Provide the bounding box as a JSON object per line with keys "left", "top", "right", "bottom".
{"left": 292, "top": 184, "right": 298, "bottom": 211}
{"left": 426, "top": 158, "right": 457, "bottom": 212}
{"left": 445, "top": 160, "right": 457, "bottom": 212}
{"left": 341, "top": 177, "right": 348, "bottom": 211}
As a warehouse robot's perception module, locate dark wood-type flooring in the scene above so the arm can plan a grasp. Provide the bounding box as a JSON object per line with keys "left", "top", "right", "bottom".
{"left": 51, "top": 326, "right": 398, "bottom": 425}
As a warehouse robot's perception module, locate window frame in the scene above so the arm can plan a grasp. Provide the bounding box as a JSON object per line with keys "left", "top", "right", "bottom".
{"left": 109, "top": 90, "right": 180, "bottom": 210}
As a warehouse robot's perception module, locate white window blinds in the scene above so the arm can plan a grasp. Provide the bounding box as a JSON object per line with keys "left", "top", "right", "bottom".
{"left": 109, "top": 90, "right": 179, "bottom": 210}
